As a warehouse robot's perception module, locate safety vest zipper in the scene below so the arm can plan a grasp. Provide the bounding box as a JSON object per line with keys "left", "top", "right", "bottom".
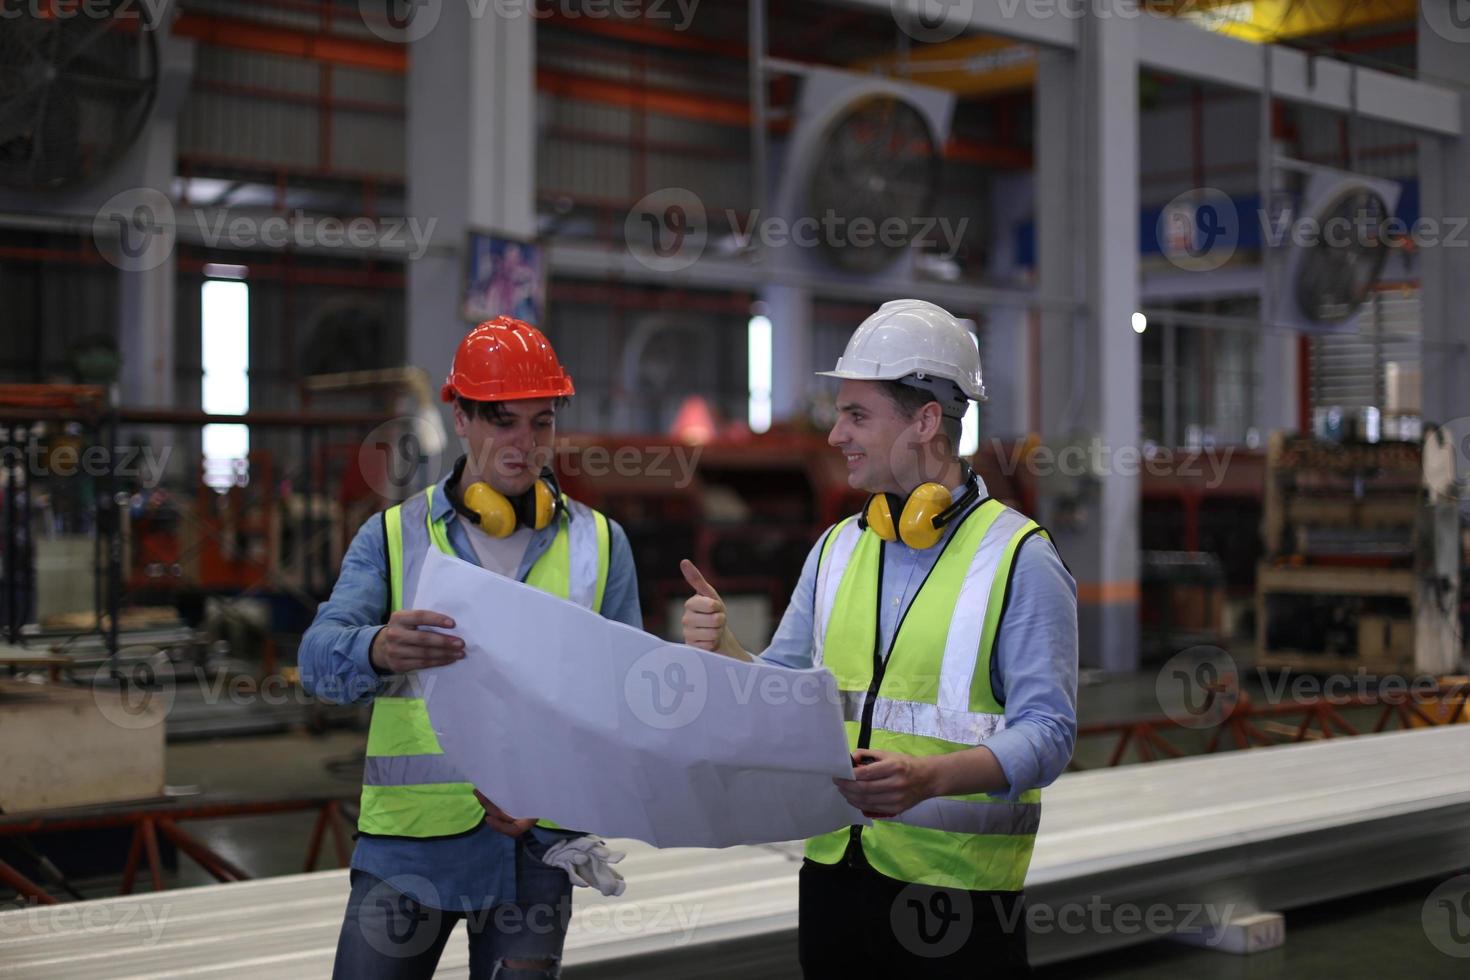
{"left": 846, "top": 505, "right": 980, "bottom": 865}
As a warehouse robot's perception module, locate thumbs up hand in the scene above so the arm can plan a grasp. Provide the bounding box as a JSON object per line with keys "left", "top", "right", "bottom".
{"left": 679, "top": 559, "right": 750, "bottom": 660}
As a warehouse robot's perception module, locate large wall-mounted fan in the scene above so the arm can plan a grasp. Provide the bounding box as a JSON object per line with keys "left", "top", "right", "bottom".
{"left": 771, "top": 67, "right": 953, "bottom": 281}
{"left": 1277, "top": 171, "right": 1401, "bottom": 332}
{"left": 805, "top": 94, "right": 941, "bottom": 274}
{"left": 0, "top": 3, "right": 159, "bottom": 191}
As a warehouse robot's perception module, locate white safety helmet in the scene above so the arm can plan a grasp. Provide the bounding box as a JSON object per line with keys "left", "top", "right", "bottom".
{"left": 816, "top": 299, "right": 986, "bottom": 413}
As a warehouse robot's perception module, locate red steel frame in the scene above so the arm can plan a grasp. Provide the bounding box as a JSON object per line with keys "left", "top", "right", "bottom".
{"left": 1072, "top": 678, "right": 1470, "bottom": 770}
{"left": 0, "top": 797, "right": 353, "bottom": 906}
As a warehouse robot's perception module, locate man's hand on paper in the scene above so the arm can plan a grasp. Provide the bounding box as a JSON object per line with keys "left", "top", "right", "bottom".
{"left": 474, "top": 790, "right": 537, "bottom": 837}
{"left": 833, "top": 750, "right": 940, "bottom": 819}
{"left": 370, "top": 609, "right": 465, "bottom": 673}
{"left": 679, "top": 559, "right": 751, "bottom": 661}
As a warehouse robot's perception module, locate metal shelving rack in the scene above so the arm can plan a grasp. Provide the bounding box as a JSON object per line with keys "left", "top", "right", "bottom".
{"left": 1256, "top": 429, "right": 1462, "bottom": 675}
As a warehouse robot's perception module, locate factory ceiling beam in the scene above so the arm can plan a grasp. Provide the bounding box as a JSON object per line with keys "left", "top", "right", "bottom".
{"left": 170, "top": 11, "right": 406, "bottom": 73}
{"left": 547, "top": 239, "right": 1079, "bottom": 314}
{"left": 1137, "top": 13, "right": 1461, "bottom": 136}
{"left": 836, "top": 0, "right": 1461, "bottom": 136}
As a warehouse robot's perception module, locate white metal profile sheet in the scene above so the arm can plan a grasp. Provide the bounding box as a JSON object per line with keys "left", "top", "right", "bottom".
{"left": 2, "top": 727, "right": 1468, "bottom": 977}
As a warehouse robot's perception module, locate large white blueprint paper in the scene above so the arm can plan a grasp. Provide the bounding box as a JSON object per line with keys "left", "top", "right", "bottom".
{"left": 413, "top": 548, "right": 867, "bottom": 848}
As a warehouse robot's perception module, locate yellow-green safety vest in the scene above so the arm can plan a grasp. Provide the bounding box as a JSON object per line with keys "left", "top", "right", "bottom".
{"left": 357, "top": 483, "right": 611, "bottom": 839}
{"left": 805, "top": 497, "right": 1050, "bottom": 891}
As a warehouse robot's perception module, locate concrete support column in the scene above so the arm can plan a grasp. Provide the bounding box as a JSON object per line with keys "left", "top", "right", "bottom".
{"left": 1417, "top": 9, "right": 1470, "bottom": 469}
{"left": 115, "top": 33, "right": 192, "bottom": 412}
{"left": 1254, "top": 332, "right": 1298, "bottom": 438}
{"left": 407, "top": 6, "right": 536, "bottom": 454}
{"left": 983, "top": 172, "right": 1035, "bottom": 440}
{"left": 1036, "top": 12, "right": 1142, "bottom": 672}
{"left": 763, "top": 285, "right": 812, "bottom": 424}
{"left": 115, "top": 101, "right": 178, "bottom": 412}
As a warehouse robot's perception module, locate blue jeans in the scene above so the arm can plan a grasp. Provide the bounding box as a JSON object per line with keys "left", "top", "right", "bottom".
{"left": 332, "top": 835, "right": 573, "bottom": 979}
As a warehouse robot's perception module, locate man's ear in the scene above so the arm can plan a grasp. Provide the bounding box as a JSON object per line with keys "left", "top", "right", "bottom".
{"left": 452, "top": 401, "right": 469, "bottom": 438}
{"left": 917, "top": 401, "right": 944, "bottom": 444}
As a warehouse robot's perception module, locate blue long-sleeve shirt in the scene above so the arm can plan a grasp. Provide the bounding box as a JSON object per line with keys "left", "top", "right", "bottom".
{"left": 760, "top": 478, "right": 1078, "bottom": 801}
{"left": 298, "top": 474, "right": 642, "bottom": 911}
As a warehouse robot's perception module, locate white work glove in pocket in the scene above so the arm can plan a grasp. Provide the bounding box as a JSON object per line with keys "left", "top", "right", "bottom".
{"left": 540, "top": 835, "right": 627, "bottom": 897}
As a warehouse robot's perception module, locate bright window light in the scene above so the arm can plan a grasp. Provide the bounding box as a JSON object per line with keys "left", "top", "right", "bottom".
{"left": 202, "top": 278, "right": 250, "bottom": 490}
{"left": 960, "top": 401, "right": 980, "bottom": 457}
{"left": 959, "top": 322, "right": 981, "bottom": 456}
{"left": 747, "top": 314, "right": 772, "bottom": 434}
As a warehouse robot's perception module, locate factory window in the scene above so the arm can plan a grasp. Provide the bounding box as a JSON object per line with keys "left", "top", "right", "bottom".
{"left": 201, "top": 277, "right": 250, "bottom": 490}
{"left": 748, "top": 314, "right": 772, "bottom": 434}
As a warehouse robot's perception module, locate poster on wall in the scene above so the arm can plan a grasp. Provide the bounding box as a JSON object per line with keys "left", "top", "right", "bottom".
{"left": 461, "top": 232, "right": 546, "bottom": 325}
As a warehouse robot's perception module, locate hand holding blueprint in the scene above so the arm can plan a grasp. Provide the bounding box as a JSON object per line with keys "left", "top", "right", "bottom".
{"left": 414, "top": 548, "right": 867, "bottom": 848}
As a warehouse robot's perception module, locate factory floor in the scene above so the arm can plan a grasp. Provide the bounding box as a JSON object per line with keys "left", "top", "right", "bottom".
{"left": 9, "top": 668, "right": 1469, "bottom": 978}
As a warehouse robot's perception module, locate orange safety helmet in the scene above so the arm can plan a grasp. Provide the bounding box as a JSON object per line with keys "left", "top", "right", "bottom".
{"left": 440, "top": 316, "right": 575, "bottom": 403}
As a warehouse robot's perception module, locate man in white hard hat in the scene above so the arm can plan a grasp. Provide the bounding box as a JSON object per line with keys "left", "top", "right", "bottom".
{"left": 681, "top": 299, "right": 1077, "bottom": 977}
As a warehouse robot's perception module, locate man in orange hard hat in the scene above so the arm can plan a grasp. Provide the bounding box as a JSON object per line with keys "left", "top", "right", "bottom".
{"left": 300, "top": 316, "right": 642, "bottom": 979}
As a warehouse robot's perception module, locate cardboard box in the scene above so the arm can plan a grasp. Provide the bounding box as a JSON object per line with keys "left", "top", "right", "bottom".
{"left": 0, "top": 681, "right": 164, "bottom": 813}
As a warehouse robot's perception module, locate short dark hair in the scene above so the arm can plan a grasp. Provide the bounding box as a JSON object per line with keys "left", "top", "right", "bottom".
{"left": 878, "top": 381, "right": 963, "bottom": 455}
{"left": 456, "top": 395, "right": 569, "bottom": 424}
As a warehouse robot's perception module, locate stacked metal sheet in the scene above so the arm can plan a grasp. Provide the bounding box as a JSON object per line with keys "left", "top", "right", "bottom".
{"left": 3, "top": 727, "right": 1468, "bottom": 977}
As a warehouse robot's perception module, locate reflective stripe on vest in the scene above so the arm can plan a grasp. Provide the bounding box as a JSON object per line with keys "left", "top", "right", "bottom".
{"left": 358, "top": 485, "right": 611, "bottom": 839}
{"left": 805, "top": 498, "right": 1049, "bottom": 891}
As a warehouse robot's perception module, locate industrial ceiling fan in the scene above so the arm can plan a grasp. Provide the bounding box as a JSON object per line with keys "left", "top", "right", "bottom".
{"left": 0, "top": 3, "right": 159, "bottom": 191}
{"left": 805, "top": 94, "right": 941, "bottom": 274}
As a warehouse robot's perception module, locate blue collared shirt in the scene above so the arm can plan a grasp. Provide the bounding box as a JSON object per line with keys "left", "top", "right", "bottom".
{"left": 298, "top": 474, "right": 642, "bottom": 912}
{"left": 760, "top": 478, "right": 1078, "bottom": 801}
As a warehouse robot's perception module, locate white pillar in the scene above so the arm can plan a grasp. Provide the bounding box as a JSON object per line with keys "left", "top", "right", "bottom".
{"left": 1036, "top": 10, "right": 1142, "bottom": 672}
{"left": 1418, "top": 6, "right": 1470, "bottom": 457}
{"left": 406, "top": 6, "right": 537, "bottom": 454}
{"left": 764, "top": 285, "right": 812, "bottom": 423}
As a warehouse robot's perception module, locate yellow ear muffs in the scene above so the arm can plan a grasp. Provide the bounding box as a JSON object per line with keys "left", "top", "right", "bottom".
{"left": 530, "top": 479, "right": 557, "bottom": 531}
{"left": 859, "top": 483, "right": 956, "bottom": 549}
{"left": 462, "top": 478, "right": 559, "bottom": 537}
{"left": 462, "top": 482, "right": 518, "bottom": 538}
{"left": 862, "top": 492, "right": 903, "bottom": 542}
{"left": 897, "top": 482, "right": 953, "bottom": 550}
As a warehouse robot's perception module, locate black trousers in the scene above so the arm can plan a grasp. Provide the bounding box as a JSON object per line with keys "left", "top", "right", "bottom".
{"left": 797, "top": 854, "right": 1030, "bottom": 979}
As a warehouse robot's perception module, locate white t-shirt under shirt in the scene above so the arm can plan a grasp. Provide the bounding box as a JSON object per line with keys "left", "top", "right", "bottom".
{"left": 463, "top": 522, "right": 534, "bottom": 578}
